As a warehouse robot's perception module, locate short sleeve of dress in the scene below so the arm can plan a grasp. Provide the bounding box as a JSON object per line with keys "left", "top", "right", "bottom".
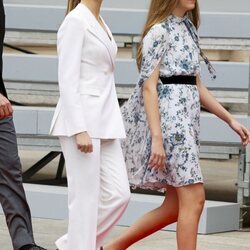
{"left": 140, "top": 23, "right": 168, "bottom": 83}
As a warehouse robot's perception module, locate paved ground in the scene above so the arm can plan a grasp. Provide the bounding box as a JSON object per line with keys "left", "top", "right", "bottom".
{"left": 1, "top": 215, "right": 250, "bottom": 250}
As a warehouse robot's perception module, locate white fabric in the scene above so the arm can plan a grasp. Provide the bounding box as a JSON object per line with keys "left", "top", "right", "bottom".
{"left": 56, "top": 137, "right": 130, "bottom": 250}
{"left": 50, "top": 3, "right": 125, "bottom": 138}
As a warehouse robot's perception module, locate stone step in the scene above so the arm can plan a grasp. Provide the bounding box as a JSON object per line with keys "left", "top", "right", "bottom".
{"left": 5, "top": 0, "right": 250, "bottom": 13}
{"left": 0, "top": 184, "right": 240, "bottom": 235}
{"left": 5, "top": 81, "right": 249, "bottom": 110}
{"left": 5, "top": 32, "right": 250, "bottom": 53}
{"left": 120, "top": 193, "right": 240, "bottom": 234}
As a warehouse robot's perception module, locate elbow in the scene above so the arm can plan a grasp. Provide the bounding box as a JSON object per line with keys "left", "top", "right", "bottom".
{"left": 142, "top": 84, "right": 157, "bottom": 95}
{"left": 143, "top": 86, "right": 155, "bottom": 100}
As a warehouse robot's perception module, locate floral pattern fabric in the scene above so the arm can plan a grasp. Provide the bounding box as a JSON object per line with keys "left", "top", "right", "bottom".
{"left": 121, "top": 15, "right": 203, "bottom": 191}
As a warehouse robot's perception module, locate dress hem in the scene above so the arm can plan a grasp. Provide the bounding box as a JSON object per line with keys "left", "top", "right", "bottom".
{"left": 130, "top": 180, "right": 204, "bottom": 192}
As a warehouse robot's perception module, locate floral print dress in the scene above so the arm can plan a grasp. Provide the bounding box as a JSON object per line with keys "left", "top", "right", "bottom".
{"left": 121, "top": 15, "right": 203, "bottom": 191}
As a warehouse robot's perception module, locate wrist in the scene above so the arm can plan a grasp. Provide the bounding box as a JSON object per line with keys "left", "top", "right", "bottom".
{"left": 226, "top": 115, "right": 234, "bottom": 126}
{"left": 151, "top": 134, "right": 163, "bottom": 141}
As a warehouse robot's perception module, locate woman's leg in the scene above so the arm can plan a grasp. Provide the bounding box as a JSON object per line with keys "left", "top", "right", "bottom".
{"left": 105, "top": 185, "right": 179, "bottom": 250}
{"left": 96, "top": 139, "right": 130, "bottom": 249}
{"left": 56, "top": 137, "right": 101, "bottom": 250}
{"left": 176, "top": 183, "right": 205, "bottom": 250}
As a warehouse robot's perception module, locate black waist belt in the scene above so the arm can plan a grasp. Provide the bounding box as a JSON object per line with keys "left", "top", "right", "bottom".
{"left": 160, "top": 75, "right": 196, "bottom": 85}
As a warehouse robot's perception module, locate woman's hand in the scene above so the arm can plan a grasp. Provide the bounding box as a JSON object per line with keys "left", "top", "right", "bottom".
{"left": 75, "top": 132, "right": 93, "bottom": 153}
{"left": 149, "top": 135, "right": 166, "bottom": 170}
{"left": 229, "top": 119, "right": 250, "bottom": 146}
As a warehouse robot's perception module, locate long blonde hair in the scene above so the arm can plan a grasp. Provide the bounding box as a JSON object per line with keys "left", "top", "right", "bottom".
{"left": 137, "top": 0, "right": 200, "bottom": 70}
{"left": 67, "top": 0, "right": 81, "bottom": 13}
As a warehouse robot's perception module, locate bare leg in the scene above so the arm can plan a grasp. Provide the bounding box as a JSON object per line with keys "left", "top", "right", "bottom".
{"left": 176, "top": 183, "right": 205, "bottom": 250}
{"left": 105, "top": 185, "right": 178, "bottom": 250}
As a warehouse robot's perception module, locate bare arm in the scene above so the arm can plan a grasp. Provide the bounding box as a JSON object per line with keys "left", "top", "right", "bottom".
{"left": 196, "top": 75, "right": 250, "bottom": 146}
{"left": 197, "top": 75, "right": 233, "bottom": 123}
{"left": 143, "top": 64, "right": 166, "bottom": 169}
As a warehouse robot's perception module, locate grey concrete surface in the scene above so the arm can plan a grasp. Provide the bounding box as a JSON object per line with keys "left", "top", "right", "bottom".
{"left": 1, "top": 215, "right": 250, "bottom": 250}
{"left": 18, "top": 151, "right": 239, "bottom": 202}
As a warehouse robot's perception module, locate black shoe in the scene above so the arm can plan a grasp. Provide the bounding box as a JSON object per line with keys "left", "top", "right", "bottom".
{"left": 19, "top": 244, "right": 47, "bottom": 250}
{"left": 100, "top": 247, "right": 104, "bottom": 250}
{"left": 32, "top": 246, "right": 47, "bottom": 250}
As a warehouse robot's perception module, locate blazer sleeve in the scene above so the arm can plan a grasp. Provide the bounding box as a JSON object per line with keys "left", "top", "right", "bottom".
{"left": 57, "top": 15, "right": 87, "bottom": 136}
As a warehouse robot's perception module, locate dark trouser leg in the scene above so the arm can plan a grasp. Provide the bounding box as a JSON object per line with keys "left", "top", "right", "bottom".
{"left": 0, "top": 116, "right": 34, "bottom": 250}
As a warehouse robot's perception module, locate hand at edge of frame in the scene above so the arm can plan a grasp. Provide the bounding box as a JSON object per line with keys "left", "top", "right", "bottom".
{"left": 149, "top": 135, "right": 166, "bottom": 170}
{"left": 75, "top": 131, "right": 93, "bottom": 153}
{"left": 0, "top": 94, "right": 13, "bottom": 119}
{"left": 228, "top": 119, "right": 250, "bottom": 146}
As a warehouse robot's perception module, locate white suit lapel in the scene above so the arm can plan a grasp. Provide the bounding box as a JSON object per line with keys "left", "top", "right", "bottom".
{"left": 79, "top": 4, "right": 116, "bottom": 69}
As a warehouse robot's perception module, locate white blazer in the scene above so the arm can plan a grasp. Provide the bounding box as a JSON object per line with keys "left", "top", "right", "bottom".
{"left": 50, "top": 3, "right": 126, "bottom": 139}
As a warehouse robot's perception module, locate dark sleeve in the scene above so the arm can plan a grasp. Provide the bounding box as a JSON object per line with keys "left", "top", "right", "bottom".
{"left": 0, "top": 0, "right": 7, "bottom": 98}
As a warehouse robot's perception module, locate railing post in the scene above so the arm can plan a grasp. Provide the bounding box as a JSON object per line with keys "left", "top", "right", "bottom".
{"left": 237, "top": 148, "right": 246, "bottom": 229}
{"left": 237, "top": 57, "right": 250, "bottom": 228}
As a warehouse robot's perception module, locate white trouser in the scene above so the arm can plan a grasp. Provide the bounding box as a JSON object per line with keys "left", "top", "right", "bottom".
{"left": 56, "top": 137, "right": 130, "bottom": 250}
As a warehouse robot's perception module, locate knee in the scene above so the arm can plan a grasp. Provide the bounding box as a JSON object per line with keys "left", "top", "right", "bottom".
{"left": 119, "top": 186, "right": 131, "bottom": 207}
{"left": 194, "top": 195, "right": 205, "bottom": 214}
{"left": 160, "top": 203, "right": 179, "bottom": 223}
{"left": 179, "top": 186, "right": 205, "bottom": 215}
{"left": 114, "top": 185, "right": 131, "bottom": 208}
{"left": 3, "top": 155, "right": 21, "bottom": 170}
{"left": 0, "top": 156, "right": 22, "bottom": 182}
{"left": 189, "top": 192, "right": 205, "bottom": 216}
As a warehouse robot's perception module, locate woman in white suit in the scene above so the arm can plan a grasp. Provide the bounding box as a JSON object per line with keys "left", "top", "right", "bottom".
{"left": 50, "top": 0, "right": 130, "bottom": 249}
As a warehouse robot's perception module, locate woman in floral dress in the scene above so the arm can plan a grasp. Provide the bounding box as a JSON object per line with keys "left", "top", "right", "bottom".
{"left": 105, "top": 0, "right": 250, "bottom": 249}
